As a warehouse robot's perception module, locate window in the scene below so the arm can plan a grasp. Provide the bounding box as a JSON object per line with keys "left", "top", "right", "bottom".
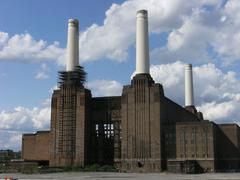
{"left": 95, "top": 124, "right": 99, "bottom": 137}
{"left": 104, "top": 123, "right": 114, "bottom": 138}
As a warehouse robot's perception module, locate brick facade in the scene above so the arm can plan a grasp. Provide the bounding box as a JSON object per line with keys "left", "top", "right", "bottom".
{"left": 22, "top": 131, "right": 50, "bottom": 162}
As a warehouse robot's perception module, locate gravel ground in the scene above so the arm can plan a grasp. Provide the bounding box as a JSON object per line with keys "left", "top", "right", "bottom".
{"left": 1, "top": 172, "right": 240, "bottom": 180}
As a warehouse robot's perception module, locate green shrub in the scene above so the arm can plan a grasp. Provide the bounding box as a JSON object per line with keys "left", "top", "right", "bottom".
{"left": 99, "top": 165, "right": 118, "bottom": 172}
{"left": 72, "top": 165, "right": 83, "bottom": 171}
{"left": 84, "top": 164, "right": 101, "bottom": 172}
{"left": 62, "top": 165, "right": 73, "bottom": 172}
{"left": 61, "top": 163, "right": 118, "bottom": 172}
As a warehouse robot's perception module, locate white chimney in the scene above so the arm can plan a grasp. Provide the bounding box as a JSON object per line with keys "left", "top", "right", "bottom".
{"left": 136, "top": 10, "right": 149, "bottom": 74}
{"left": 66, "top": 19, "right": 79, "bottom": 71}
{"left": 185, "top": 64, "right": 194, "bottom": 106}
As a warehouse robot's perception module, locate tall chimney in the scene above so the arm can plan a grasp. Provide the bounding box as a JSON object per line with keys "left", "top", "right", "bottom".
{"left": 136, "top": 10, "right": 149, "bottom": 74}
{"left": 185, "top": 64, "right": 194, "bottom": 107}
{"left": 66, "top": 19, "right": 79, "bottom": 71}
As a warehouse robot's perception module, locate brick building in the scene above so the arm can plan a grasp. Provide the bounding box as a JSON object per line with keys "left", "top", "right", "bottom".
{"left": 22, "top": 131, "right": 50, "bottom": 165}
{"left": 22, "top": 10, "right": 240, "bottom": 172}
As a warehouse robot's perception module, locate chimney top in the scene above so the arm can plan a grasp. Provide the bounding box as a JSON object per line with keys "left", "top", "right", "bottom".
{"left": 68, "top": 19, "right": 79, "bottom": 26}
{"left": 137, "top": 9, "right": 148, "bottom": 14}
{"left": 185, "top": 64, "right": 192, "bottom": 69}
{"left": 137, "top": 10, "right": 148, "bottom": 18}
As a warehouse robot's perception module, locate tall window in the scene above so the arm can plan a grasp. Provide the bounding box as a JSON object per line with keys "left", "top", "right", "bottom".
{"left": 96, "top": 124, "right": 99, "bottom": 137}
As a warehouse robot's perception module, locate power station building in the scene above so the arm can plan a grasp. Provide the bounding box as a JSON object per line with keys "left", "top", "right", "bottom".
{"left": 22, "top": 10, "right": 240, "bottom": 173}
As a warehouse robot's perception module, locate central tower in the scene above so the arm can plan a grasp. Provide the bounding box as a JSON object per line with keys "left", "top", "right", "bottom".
{"left": 121, "top": 10, "right": 165, "bottom": 172}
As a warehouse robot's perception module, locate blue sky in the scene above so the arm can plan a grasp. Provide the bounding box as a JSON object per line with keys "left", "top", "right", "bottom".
{"left": 1, "top": 0, "right": 240, "bottom": 150}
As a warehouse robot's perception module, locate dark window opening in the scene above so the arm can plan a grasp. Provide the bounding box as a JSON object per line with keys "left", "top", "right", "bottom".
{"left": 137, "top": 161, "right": 144, "bottom": 168}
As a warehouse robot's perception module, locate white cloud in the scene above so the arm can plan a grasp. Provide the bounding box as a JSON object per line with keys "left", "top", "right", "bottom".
{"left": 151, "top": 9, "right": 216, "bottom": 63}
{"left": 35, "top": 71, "right": 49, "bottom": 80}
{"left": 78, "top": 0, "right": 224, "bottom": 63}
{"left": 0, "top": 100, "right": 51, "bottom": 151}
{"left": 77, "top": 0, "right": 240, "bottom": 64}
{"left": 86, "top": 79, "right": 122, "bottom": 97}
{"left": 0, "top": 106, "right": 50, "bottom": 132}
{"left": 0, "top": 32, "right": 65, "bottom": 64}
{"left": 197, "top": 101, "right": 239, "bottom": 123}
{"left": 151, "top": 0, "right": 240, "bottom": 65}
{"left": 35, "top": 63, "right": 50, "bottom": 80}
{"left": 223, "top": 0, "right": 240, "bottom": 26}
{"left": 0, "top": 131, "right": 22, "bottom": 151}
{"left": 49, "top": 84, "right": 59, "bottom": 93}
{"left": 150, "top": 61, "right": 185, "bottom": 105}
{"left": 1, "top": 0, "right": 239, "bottom": 65}
{"left": 41, "top": 98, "right": 51, "bottom": 106}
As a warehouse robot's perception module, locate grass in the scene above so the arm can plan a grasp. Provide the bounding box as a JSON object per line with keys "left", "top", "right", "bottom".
{"left": 62, "top": 164, "right": 118, "bottom": 172}
{"left": 0, "top": 163, "right": 118, "bottom": 174}
{"left": 20, "top": 166, "right": 38, "bottom": 174}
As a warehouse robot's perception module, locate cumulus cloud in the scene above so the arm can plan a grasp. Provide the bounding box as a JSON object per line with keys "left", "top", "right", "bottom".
{"left": 0, "top": 100, "right": 51, "bottom": 150}
{"left": 41, "top": 98, "right": 51, "bottom": 106}
{"left": 79, "top": 0, "right": 223, "bottom": 62}
{"left": 78, "top": 0, "right": 240, "bottom": 65}
{"left": 86, "top": 79, "right": 122, "bottom": 97}
{"left": 151, "top": 0, "right": 240, "bottom": 65}
{"left": 198, "top": 101, "right": 239, "bottom": 123}
{"left": 150, "top": 61, "right": 185, "bottom": 104}
{"left": 0, "top": 32, "right": 65, "bottom": 64}
{"left": 0, "top": 106, "right": 50, "bottom": 132}
{"left": 0, "top": 131, "right": 22, "bottom": 151}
